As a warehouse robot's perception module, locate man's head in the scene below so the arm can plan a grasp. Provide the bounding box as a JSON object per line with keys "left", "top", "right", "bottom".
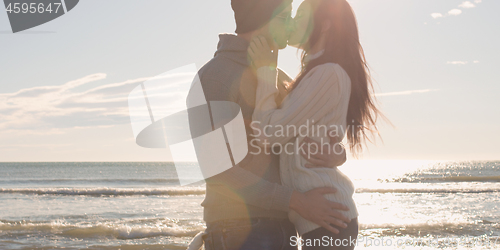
{"left": 232, "top": 0, "right": 293, "bottom": 50}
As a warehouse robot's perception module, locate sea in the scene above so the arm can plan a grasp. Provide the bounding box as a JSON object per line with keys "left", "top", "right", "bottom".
{"left": 0, "top": 161, "right": 499, "bottom": 250}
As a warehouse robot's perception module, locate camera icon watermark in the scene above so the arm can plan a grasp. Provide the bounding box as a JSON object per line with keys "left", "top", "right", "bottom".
{"left": 128, "top": 64, "right": 248, "bottom": 185}
{"left": 3, "top": 0, "right": 79, "bottom": 33}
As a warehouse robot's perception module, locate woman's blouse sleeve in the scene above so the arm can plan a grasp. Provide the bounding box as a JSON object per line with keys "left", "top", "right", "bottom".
{"left": 252, "top": 63, "right": 347, "bottom": 146}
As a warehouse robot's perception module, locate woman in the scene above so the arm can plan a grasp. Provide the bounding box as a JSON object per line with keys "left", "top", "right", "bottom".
{"left": 248, "top": 0, "right": 382, "bottom": 249}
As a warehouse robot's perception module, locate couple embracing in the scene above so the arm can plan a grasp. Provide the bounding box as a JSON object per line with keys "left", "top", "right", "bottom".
{"left": 188, "top": 0, "right": 382, "bottom": 249}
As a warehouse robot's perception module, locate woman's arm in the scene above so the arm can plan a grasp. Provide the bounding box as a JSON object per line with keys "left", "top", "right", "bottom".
{"left": 252, "top": 63, "right": 346, "bottom": 146}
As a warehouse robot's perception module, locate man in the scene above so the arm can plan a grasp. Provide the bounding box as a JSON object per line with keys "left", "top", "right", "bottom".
{"left": 188, "top": 0, "right": 351, "bottom": 249}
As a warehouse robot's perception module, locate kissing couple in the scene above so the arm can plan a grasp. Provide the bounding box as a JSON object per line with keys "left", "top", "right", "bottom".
{"left": 187, "top": 0, "right": 382, "bottom": 249}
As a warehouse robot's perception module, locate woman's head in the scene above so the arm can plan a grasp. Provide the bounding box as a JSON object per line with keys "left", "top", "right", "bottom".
{"left": 289, "top": 0, "right": 359, "bottom": 54}
{"left": 287, "top": 1, "right": 314, "bottom": 48}
{"left": 289, "top": 0, "right": 384, "bottom": 157}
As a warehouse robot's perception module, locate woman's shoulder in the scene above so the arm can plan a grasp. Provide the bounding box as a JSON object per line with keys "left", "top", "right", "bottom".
{"left": 310, "top": 63, "right": 348, "bottom": 77}
{"left": 304, "top": 63, "right": 351, "bottom": 86}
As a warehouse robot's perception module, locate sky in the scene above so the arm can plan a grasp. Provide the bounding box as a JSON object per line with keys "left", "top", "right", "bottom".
{"left": 0, "top": 0, "right": 498, "bottom": 162}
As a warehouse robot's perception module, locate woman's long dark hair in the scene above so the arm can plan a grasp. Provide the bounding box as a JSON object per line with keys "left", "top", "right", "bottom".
{"left": 289, "top": 0, "right": 383, "bottom": 157}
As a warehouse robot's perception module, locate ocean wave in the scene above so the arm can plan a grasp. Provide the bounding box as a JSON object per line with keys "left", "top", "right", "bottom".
{"left": 1, "top": 219, "right": 498, "bottom": 240}
{"left": 356, "top": 187, "right": 500, "bottom": 193}
{"left": 2, "top": 186, "right": 499, "bottom": 197}
{"left": 13, "top": 244, "right": 187, "bottom": 250}
{"left": 0, "top": 220, "right": 204, "bottom": 239}
{"left": 386, "top": 175, "right": 500, "bottom": 183}
{"left": 0, "top": 187, "right": 206, "bottom": 196}
{"left": 0, "top": 178, "right": 180, "bottom": 184}
{"left": 86, "top": 244, "right": 187, "bottom": 250}
{"left": 359, "top": 220, "right": 500, "bottom": 237}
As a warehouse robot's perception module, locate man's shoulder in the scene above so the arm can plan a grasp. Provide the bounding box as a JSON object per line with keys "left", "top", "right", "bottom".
{"left": 197, "top": 56, "right": 245, "bottom": 101}
{"left": 199, "top": 55, "right": 252, "bottom": 88}
{"left": 198, "top": 56, "right": 240, "bottom": 84}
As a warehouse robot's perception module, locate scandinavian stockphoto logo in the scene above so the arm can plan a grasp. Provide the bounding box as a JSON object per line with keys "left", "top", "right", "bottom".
{"left": 3, "top": 0, "right": 79, "bottom": 33}
{"left": 128, "top": 64, "right": 248, "bottom": 185}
